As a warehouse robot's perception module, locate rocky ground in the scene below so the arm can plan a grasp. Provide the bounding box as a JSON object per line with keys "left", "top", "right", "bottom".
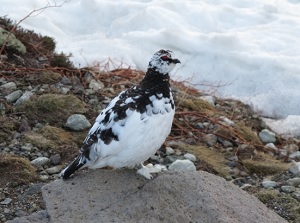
{"left": 1, "top": 16, "right": 300, "bottom": 223}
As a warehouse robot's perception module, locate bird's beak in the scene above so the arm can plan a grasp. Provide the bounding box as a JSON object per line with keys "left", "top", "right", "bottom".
{"left": 172, "top": 58, "right": 181, "bottom": 64}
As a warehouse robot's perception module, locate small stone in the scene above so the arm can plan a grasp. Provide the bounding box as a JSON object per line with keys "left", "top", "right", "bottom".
{"left": 199, "top": 95, "right": 215, "bottom": 107}
{"left": 60, "top": 76, "right": 72, "bottom": 85}
{"left": 0, "top": 82, "right": 16, "bottom": 94}
{"left": 150, "top": 155, "right": 160, "bottom": 162}
{"left": 218, "top": 138, "right": 233, "bottom": 148}
{"left": 287, "top": 177, "right": 300, "bottom": 187}
{"left": 281, "top": 186, "right": 296, "bottom": 193}
{"left": 203, "top": 134, "right": 218, "bottom": 147}
{"left": 21, "top": 143, "right": 33, "bottom": 152}
{"left": 289, "top": 151, "right": 300, "bottom": 159}
{"left": 46, "top": 166, "right": 62, "bottom": 174}
{"left": 65, "top": 114, "right": 91, "bottom": 131}
{"left": 164, "top": 155, "right": 178, "bottom": 163}
{"left": 89, "top": 79, "right": 104, "bottom": 91}
{"left": 40, "top": 175, "right": 49, "bottom": 181}
{"left": 259, "top": 129, "right": 276, "bottom": 144}
{"left": 265, "top": 143, "right": 277, "bottom": 150}
{"left": 50, "top": 154, "right": 61, "bottom": 165}
{"left": 31, "top": 157, "right": 50, "bottom": 168}
{"left": 168, "top": 159, "right": 196, "bottom": 171}
{"left": 289, "top": 161, "right": 300, "bottom": 175}
{"left": 0, "top": 198, "right": 12, "bottom": 205}
{"left": 220, "top": 116, "right": 235, "bottom": 126}
{"left": 293, "top": 191, "right": 300, "bottom": 201}
{"left": 5, "top": 90, "right": 22, "bottom": 103}
{"left": 165, "top": 147, "right": 175, "bottom": 155}
{"left": 195, "top": 123, "right": 204, "bottom": 129}
{"left": 262, "top": 180, "right": 277, "bottom": 189}
{"left": 15, "top": 90, "right": 33, "bottom": 106}
{"left": 184, "top": 153, "right": 196, "bottom": 162}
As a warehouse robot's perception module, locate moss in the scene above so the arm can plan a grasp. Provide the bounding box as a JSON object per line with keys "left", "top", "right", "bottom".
{"left": 0, "top": 116, "right": 19, "bottom": 141}
{"left": 235, "top": 121, "right": 262, "bottom": 145}
{"left": 256, "top": 189, "right": 300, "bottom": 223}
{"left": 0, "top": 154, "right": 37, "bottom": 187}
{"left": 16, "top": 94, "right": 88, "bottom": 126}
{"left": 23, "top": 125, "right": 83, "bottom": 152}
{"left": 0, "top": 27, "right": 26, "bottom": 55}
{"left": 178, "top": 98, "right": 215, "bottom": 113}
{"left": 179, "top": 144, "right": 228, "bottom": 177}
{"left": 242, "top": 152, "right": 290, "bottom": 176}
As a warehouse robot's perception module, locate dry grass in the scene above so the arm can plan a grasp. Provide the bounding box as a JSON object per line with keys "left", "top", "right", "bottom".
{"left": 0, "top": 154, "right": 38, "bottom": 187}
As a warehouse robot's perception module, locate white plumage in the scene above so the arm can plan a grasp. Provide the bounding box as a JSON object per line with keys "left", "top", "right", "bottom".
{"left": 61, "top": 49, "right": 180, "bottom": 179}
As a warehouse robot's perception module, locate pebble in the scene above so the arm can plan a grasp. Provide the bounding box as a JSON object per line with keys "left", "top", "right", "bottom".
{"left": 262, "top": 180, "right": 277, "bottom": 189}
{"left": 183, "top": 153, "right": 197, "bottom": 162}
{"left": 281, "top": 186, "right": 296, "bottom": 193}
{"left": 199, "top": 95, "right": 215, "bottom": 107}
{"left": 89, "top": 79, "right": 104, "bottom": 91}
{"left": 46, "top": 166, "right": 62, "bottom": 174}
{"left": 65, "top": 114, "right": 91, "bottom": 131}
{"left": 31, "top": 157, "right": 50, "bottom": 168}
{"left": 289, "top": 151, "right": 300, "bottom": 159}
{"left": 15, "top": 90, "right": 33, "bottom": 106}
{"left": 220, "top": 116, "right": 235, "bottom": 126}
{"left": 289, "top": 161, "right": 300, "bottom": 175}
{"left": 259, "top": 129, "right": 276, "bottom": 144}
{"left": 40, "top": 175, "right": 50, "bottom": 181}
{"left": 203, "top": 134, "right": 218, "bottom": 147}
{"left": 165, "top": 147, "right": 175, "bottom": 155}
{"left": 168, "top": 159, "right": 196, "bottom": 171}
{"left": 5, "top": 90, "right": 22, "bottom": 103}
{"left": 0, "top": 82, "right": 17, "bottom": 94}
{"left": 0, "top": 198, "right": 12, "bottom": 205}
{"left": 286, "top": 177, "right": 300, "bottom": 187}
{"left": 21, "top": 143, "right": 33, "bottom": 152}
{"left": 50, "top": 154, "right": 62, "bottom": 165}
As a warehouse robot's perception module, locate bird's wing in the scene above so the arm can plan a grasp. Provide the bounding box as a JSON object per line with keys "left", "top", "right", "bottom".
{"left": 79, "top": 85, "right": 149, "bottom": 159}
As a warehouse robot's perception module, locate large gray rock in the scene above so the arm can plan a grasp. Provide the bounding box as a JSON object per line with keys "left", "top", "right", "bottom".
{"left": 42, "top": 170, "right": 286, "bottom": 223}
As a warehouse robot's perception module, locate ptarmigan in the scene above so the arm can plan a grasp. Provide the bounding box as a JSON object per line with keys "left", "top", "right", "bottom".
{"left": 61, "top": 49, "right": 180, "bottom": 180}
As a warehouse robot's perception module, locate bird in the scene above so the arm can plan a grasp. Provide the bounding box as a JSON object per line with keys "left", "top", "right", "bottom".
{"left": 61, "top": 49, "right": 181, "bottom": 180}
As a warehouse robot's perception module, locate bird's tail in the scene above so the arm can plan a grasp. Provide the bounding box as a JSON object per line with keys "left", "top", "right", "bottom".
{"left": 60, "top": 154, "right": 86, "bottom": 180}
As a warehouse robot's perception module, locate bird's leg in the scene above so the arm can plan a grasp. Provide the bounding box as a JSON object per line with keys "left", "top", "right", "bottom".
{"left": 136, "top": 163, "right": 167, "bottom": 179}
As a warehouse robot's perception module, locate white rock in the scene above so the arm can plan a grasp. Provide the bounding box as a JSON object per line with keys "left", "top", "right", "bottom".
{"left": 289, "top": 151, "right": 300, "bottom": 159}
{"left": 89, "top": 79, "right": 104, "bottom": 91}
{"left": 15, "top": 91, "right": 33, "bottom": 106}
{"left": 169, "top": 159, "right": 196, "bottom": 172}
{"left": 165, "top": 147, "right": 175, "bottom": 155}
{"left": 5, "top": 90, "right": 22, "bottom": 103}
{"left": 0, "top": 82, "right": 16, "bottom": 93}
{"left": 259, "top": 129, "right": 276, "bottom": 144}
{"left": 286, "top": 178, "right": 300, "bottom": 187}
{"left": 31, "top": 157, "right": 50, "bottom": 168}
{"left": 262, "top": 180, "right": 277, "bottom": 189}
{"left": 46, "top": 166, "right": 62, "bottom": 174}
{"left": 184, "top": 153, "right": 197, "bottom": 162}
{"left": 65, "top": 114, "right": 91, "bottom": 131}
{"left": 199, "top": 95, "right": 215, "bottom": 107}
{"left": 289, "top": 161, "right": 300, "bottom": 175}
{"left": 220, "top": 116, "right": 235, "bottom": 126}
{"left": 281, "top": 186, "right": 295, "bottom": 193}
{"left": 0, "top": 198, "right": 12, "bottom": 205}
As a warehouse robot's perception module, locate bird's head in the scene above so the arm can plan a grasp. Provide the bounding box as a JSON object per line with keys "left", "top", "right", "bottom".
{"left": 148, "top": 49, "right": 181, "bottom": 75}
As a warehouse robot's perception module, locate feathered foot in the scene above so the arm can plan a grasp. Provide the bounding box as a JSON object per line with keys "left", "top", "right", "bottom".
{"left": 136, "top": 163, "right": 167, "bottom": 179}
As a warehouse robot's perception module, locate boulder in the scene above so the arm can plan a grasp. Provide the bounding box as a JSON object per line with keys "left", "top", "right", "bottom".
{"left": 42, "top": 170, "right": 286, "bottom": 223}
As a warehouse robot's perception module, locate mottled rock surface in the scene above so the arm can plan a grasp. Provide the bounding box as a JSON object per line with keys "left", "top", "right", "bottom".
{"left": 42, "top": 170, "right": 286, "bottom": 223}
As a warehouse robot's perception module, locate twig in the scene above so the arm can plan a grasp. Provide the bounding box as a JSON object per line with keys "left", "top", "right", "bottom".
{"left": 0, "top": 0, "right": 72, "bottom": 55}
